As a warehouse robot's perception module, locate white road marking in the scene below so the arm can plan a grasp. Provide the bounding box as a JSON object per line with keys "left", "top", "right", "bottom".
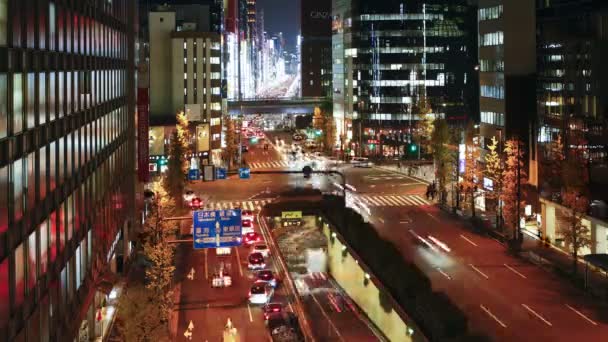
{"left": 566, "top": 304, "right": 598, "bottom": 325}
{"left": 469, "top": 264, "right": 489, "bottom": 279}
{"left": 234, "top": 245, "right": 244, "bottom": 277}
{"left": 247, "top": 304, "right": 254, "bottom": 322}
{"left": 379, "top": 218, "right": 385, "bottom": 224}
{"left": 480, "top": 305, "right": 507, "bottom": 328}
{"left": 437, "top": 267, "right": 452, "bottom": 280}
{"left": 504, "top": 264, "right": 527, "bottom": 279}
{"left": 460, "top": 234, "right": 478, "bottom": 247}
{"left": 427, "top": 213, "right": 440, "bottom": 222}
{"left": 522, "top": 304, "right": 552, "bottom": 326}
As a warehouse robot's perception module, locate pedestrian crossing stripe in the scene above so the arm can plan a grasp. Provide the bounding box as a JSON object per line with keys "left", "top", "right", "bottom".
{"left": 203, "top": 199, "right": 274, "bottom": 211}
{"left": 249, "top": 161, "right": 290, "bottom": 169}
{"left": 357, "top": 195, "right": 431, "bottom": 207}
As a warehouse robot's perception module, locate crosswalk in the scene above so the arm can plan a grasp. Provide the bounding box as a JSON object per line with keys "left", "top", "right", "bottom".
{"left": 352, "top": 194, "right": 431, "bottom": 207}
{"left": 249, "top": 160, "right": 290, "bottom": 169}
{"left": 203, "top": 199, "right": 274, "bottom": 211}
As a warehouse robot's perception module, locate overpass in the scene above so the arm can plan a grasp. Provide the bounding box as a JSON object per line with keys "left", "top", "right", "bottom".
{"left": 227, "top": 97, "right": 327, "bottom": 115}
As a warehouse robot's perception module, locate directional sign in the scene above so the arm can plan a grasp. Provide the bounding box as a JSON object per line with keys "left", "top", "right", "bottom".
{"left": 193, "top": 209, "right": 242, "bottom": 249}
{"left": 239, "top": 167, "right": 250, "bottom": 179}
{"left": 216, "top": 167, "right": 227, "bottom": 180}
{"left": 188, "top": 169, "right": 200, "bottom": 181}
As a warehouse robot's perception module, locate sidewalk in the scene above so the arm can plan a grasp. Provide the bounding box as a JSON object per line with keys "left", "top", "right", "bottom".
{"left": 373, "top": 163, "right": 434, "bottom": 184}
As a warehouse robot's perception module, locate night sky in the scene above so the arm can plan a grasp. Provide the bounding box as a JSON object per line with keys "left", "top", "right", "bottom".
{"left": 257, "top": 0, "right": 300, "bottom": 49}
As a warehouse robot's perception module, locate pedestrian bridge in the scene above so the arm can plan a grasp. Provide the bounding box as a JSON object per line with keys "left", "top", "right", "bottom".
{"left": 227, "top": 97, "right": 327, "bottom": 115}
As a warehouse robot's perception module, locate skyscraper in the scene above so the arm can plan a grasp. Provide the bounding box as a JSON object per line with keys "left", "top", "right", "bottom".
{"left": 0, "top": 1, "right": 137, "bottom": 341}
{"left": 332, "top": 0, "right": 478, "bottom": 157}
{"left": 301, "top": 0, "right": 332, "bottom": 97}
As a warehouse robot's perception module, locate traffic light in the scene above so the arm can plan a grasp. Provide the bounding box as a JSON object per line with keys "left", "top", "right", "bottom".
{"left": 410, "top": 144, "right": 417, "bottom": 152}
{"left": 315, "top": 129, "right": 322, "bottom": 137}
{"left": 158, "top": 157, "right": 168, "bottom": 166}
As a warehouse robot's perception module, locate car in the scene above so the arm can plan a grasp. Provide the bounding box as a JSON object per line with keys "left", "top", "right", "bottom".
{"left": 256, "top": 269, "right": 278, "bottom": 288}
{"left": 183, "top": 190, "right": 195, "bottom": 202}
{"left": 242, "top": 210, "right": 254, "bottom": 221}
{"left": 351, "top": 157, "right": 373, "bottom": 168}
{"left": 248, "top": 281, "right": 274, "bottom": 304}
{"left": 252, "top": 243, "right": 270, "bottom": 258}
{"left": 266, "top": 311, "right": 302, "bottom": 340}
{"left": 242, "top": 219, "right": 254, "bottom": 234}
{"left": 244, "top": 232, "right": 262, "bottom": 245}
{"left": 190, "top": 197, "right": 203, "bottom": 209}
{"left": 263, "top": 303, "right": 283, "bottom": 321}
{"left": 248, "top": 252, "right": 266, "bottom": 270}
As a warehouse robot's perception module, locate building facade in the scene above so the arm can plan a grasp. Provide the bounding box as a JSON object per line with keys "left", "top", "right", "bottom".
{"left": 148, "top": 10, "right": 223, "bottom": 160}
{"left": 0, "top": 0, "right": 137, "bottom": 341}
{"left": 301, "top": 0, "right": 332, "bottom": 97}
{"left": 332, "top": 0, "right": 478, "bottom": 157}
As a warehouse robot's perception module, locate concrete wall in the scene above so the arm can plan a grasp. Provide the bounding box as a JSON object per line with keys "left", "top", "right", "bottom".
{"left": 322, "top": 223, "right": 423, "bottom": 342}
{"left": 149, "top": 12, "right": 175, "bottom": 118}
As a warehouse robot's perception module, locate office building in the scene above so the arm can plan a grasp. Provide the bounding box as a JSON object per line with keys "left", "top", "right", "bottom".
{"left": 148, "top": 9, "right": 223, "bottom": 161}
{"left": 535, "top": 0, "right": 608, "bottom": 252}
{"left": 332, "top": 0, "right": 478, "bottom": 157}
{"left": 301, "top": 0, "right": 332, "bottom": 97}
{"left": 0, "top": 0, "right": 137, "bottom": 341}
{"left": 477, "top": 0, "right": 536, "bottom": 212}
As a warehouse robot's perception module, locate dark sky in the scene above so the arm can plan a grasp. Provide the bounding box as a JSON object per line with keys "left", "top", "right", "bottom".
{"left": 257, "top": 0, "right": 300, "bottom": 49}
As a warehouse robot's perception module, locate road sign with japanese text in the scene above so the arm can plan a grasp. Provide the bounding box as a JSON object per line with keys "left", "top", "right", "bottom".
{"left": 193, "top": 209, "right": 242, "bottom": 249}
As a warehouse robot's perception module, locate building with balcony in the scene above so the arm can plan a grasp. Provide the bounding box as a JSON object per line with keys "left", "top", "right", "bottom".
{"left": 0, "top": 0, "right": 137, "bottom": 340}
{"left": 332, "top": 0, "right": 478, "bottom": 157}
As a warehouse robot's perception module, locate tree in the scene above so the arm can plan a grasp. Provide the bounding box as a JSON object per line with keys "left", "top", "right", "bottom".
{"left": 431, "top": 118, "right": 452, "bottom": 204}
{"left": 460, "top": 122, "right": 482, "bottom": 216}
{"left": 323, "top": 115, "right": 337, "bottom": 153}
{"left": 544, "top": 134, "right": 565, "bottom": 198}
{"left": 164, "top": 130, "right": 187, "bottom": 200}
{"left": 501, "top": 139, "right": 527, "bottom": 239}
{"left": 413, "top": 97, "right": 435, "bottom": 156}
{"left": 558, "top": 191, "right": 591, "bottom": 274}
{"left": 143, "top": 241, "right": 175, "bottom": 312}
{"left": 484, "top": 136, "right": 503, "bottom": 227}
{"left": 222, "top": 115, "right": 238, "bottom": 169}
{"left": 176, "top": 111, "right": 191, "bottom": 155}
{"left": 117, "top": 285, "right": 171, "bottom": 342}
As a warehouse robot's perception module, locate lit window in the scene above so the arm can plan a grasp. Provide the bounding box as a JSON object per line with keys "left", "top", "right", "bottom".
{"left": 210, "top": 118, "right": 221, "bottom": 126}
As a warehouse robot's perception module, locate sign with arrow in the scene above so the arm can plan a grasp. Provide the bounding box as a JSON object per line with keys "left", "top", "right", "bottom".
{"left": 193, "top": 209, "right": 242, "bottom": 249}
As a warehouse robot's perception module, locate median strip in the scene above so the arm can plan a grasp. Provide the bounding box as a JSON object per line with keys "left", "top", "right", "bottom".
{"left": 480, "top": 304, "right": 507, "bottom": 328}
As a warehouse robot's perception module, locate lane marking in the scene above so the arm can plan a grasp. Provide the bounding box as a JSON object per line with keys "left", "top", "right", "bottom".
{"left": 427, "top": 213, "right": 440, "bottom": 222}
{"left": 379, "top": 218, "right": 385, "bottom": 224}
{"left": 460, "top": 234, "right": 478, "bottom": 247}
{"left": 480, "top": 304, "right": 507, "bottom": 328}
{"left": 566, "top": 304, "right": 598, "bottom": 325}
{"left": 522, "top": 304, "right": 552, "bottom": 326}
{"left": 310, "top": 292, "right": 345, "bottom": 341}
{"left": 234, "top": 245, "right": 244, "bottom": 277}
{"left": 204, "top": 249, "right": 208, "bottom": 279}
{"left": 469, "top": 264, "right": 489, "bottom": 279}
{"left": 437, "top": 267, "right": 452, "bottom": 280}
{"left": 504, "top": 264, "right": 527, "bottom": 279}
{"left": 247, "top": 304, "right": 254, "bottom": 322}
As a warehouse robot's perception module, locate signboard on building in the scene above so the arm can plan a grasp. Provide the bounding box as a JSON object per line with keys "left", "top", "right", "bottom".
{"left": 196, "top": 124, "right": 210, "bottom": 152}
{"left": 137, "top": 87, "right": 149, "bottom": 183}
{"left": 186, "top": 104, "right": 203, "bottom": 122}
{"left": 193, "top": 209, "right": 242, "bottom": 249}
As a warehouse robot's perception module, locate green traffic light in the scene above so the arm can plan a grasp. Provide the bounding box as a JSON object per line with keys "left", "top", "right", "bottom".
{"left": 410, "top": 144, "right": 417, "bottom": 152}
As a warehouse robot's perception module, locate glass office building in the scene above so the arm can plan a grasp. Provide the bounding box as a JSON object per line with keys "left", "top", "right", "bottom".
{"left": 0, "top": 0, "right": 136, "bottom": 341}
{"left": 332, "top": 0, "right": 477, "bottom": 157}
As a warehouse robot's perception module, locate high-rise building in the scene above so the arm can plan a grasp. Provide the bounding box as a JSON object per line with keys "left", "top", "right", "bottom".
{"left": 301, "top": 0, "right": 332, "bottom": 97}
{"left": 0, "top": 1, "right": 137, "bottom": 341}
{"left": 332, "top": 0, "right": 478, "bottom": 157}
{"left": 148, "top": 10, "right": 223, "bottom": 161}
{"left": 535, "top": 0, "right": 608, "bottom": 248}
{"left": 477, "top": 0, "right": 536, "bottom": 207}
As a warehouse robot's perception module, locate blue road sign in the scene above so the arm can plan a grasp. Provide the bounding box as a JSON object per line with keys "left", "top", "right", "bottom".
{"left": 216, "top": 167, "right": 227, "bottom": 180}
{"left": 188, "top": 169, "right": 200, "bottom": 181}
{"left": 239, "top": 167, "right": 251, "bottom": 179}
{"left": 193, "top": 209, "right": 242, "bottom": 249}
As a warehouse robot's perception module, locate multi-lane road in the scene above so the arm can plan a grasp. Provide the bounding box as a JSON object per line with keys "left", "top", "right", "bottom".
{"left": 172, "top": 131, "right": 608, "bottom": 341}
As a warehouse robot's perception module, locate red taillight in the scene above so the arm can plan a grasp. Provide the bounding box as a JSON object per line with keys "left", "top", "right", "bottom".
{"left": 273, "top": 308, "right": 279, "bottom": 312}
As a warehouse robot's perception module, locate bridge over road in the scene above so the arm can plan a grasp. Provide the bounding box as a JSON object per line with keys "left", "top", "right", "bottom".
{"left": 227, "top": 97, "right": 327, "bottom": 115}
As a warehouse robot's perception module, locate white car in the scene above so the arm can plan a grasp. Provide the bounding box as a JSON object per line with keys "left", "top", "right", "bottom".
{"left": 249, "top": 281, "right": 274, "bottom": 304}
{"left": 242, "top": 210, "right": 254, "bottom": 222}
{"left": 351, "top": 157, "right": 373, "bottom": 168}
{"left": 252, "top": 243, "right": 270, "bottom": 258}
{"left": 242, "top": 219, "right": 254, "bottom": 235}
